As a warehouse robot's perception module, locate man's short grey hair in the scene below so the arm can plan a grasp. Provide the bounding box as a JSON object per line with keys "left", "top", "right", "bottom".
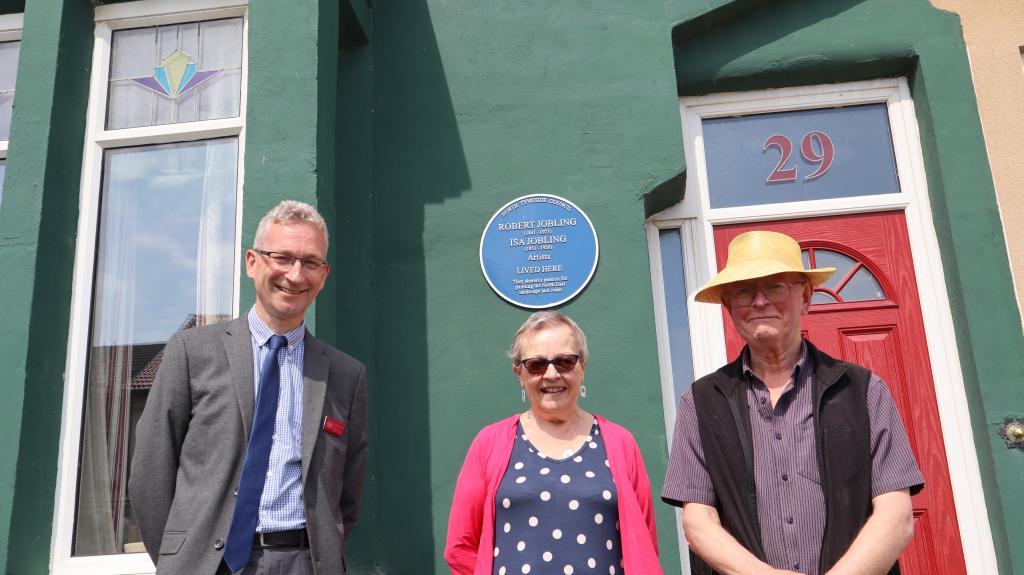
{"left": 253, "top": 200, "right": 329, "bottom": 253}
{"left": 508, "top": 311, "right": 589, "bottom": 365}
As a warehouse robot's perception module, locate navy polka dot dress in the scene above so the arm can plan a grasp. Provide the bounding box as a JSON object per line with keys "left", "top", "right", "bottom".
{"left": 492, "top": 421, "right": 624, "bottom": 575}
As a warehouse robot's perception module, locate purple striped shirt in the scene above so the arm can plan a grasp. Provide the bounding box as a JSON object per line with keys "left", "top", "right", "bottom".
{"left": 662, "top": 343, "right": 923, "bottom": 574}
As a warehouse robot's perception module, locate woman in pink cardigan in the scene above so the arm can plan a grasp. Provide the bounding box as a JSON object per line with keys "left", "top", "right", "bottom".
{"left": 445, "top": 311, "right": 663, "bottom": 575}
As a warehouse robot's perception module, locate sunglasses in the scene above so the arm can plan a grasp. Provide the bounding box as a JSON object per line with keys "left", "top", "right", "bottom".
{"left": 516, "top": 354, "right": 582, "bottom": 376}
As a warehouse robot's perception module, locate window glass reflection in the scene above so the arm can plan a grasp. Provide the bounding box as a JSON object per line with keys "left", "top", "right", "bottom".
{"left": 812, "top": 249, "right": 857, "bottom": 291}
{"left": 841, "top": 266, "right": 886, "bottom": 302}
{"left": 0, "top": 40, "right": 20, "bottom": 140}
{"left": 0, "top": 159, "right": 6, "bottom": 208}
{"left": 702, "top": 104, "right": 901, "bottom": 209}
{"left": 660, "top": 229, "right": 697, "bottom": 403}
{"left": 812, "top": 291, "right": 837, "bottom": 305}
{"left": 805, "top": 247, "right": 887, "bottom": 305}
{"left": 74, "top": 138, "right": 238, "bottom": 556}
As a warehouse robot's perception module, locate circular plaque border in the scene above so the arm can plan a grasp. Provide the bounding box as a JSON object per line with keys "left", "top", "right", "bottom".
{"left": 479, "top": 194, "right": 600, "bottom": 309}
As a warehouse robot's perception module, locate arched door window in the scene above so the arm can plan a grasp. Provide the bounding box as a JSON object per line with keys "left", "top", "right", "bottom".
{"left": 802, "top": 247, "right": 887, "bottom": 304}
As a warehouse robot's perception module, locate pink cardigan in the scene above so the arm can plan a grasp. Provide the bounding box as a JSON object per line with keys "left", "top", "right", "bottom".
{"left": 444, "top": 414, "right": 662, "bottom": 575}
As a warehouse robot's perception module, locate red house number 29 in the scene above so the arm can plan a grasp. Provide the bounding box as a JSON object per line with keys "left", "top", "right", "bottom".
{"left": 762, "top": 131, "right": 835, "bottom": 183}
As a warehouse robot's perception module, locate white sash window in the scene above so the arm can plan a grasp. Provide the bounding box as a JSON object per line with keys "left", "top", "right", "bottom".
{"left": 53, "top": 1, "right": 248, "bottom": 573}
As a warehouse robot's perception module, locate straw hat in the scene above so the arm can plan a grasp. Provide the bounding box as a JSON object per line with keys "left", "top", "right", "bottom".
{"left": 694, "top": 230, "right": 836, "bottom": 304}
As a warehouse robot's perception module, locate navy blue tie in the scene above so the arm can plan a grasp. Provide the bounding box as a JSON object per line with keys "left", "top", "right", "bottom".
{"left": 223, "top": 334, "right": 288, "bottom": 571}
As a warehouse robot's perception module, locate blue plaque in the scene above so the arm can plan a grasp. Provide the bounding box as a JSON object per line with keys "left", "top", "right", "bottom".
{"left": 480, "top": 194, "right": 599, "bottom": 309}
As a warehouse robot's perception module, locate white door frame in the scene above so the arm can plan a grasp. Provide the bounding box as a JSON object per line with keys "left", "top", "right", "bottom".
{"left": 647, "top": 78, "right": 998, "bottom": 575}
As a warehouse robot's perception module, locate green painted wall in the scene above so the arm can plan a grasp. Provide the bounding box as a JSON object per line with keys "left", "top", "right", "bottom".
{"left": 359, "top": 1, "right": 685, "bottom": 572}
{"left": 242, "top": 0, "right": 1024, "bottom": 571}
{"left": 0, "top": 1, "right": 92, "bottom": 572}
{"left": 350, "top": 0, "right": 1024, "bottom": 571}
{"left": 671, "top": 0, "right": 1024, "bottom": 571}
{"left": 243, "top": 0, "right": 331, "bottom": 332}
{"left": 332, "top": 11, "right": 379, "bottom": 574}
{"left": 0, "top": 0, "right": 1020, "bottom": 573}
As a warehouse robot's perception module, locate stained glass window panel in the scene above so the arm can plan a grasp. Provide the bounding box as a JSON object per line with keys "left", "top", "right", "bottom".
{"left": 106, "top": 18, "right": 243, "bottom": 130}
{"left": 0, "top": 40, "right": 21, "bottom": 140}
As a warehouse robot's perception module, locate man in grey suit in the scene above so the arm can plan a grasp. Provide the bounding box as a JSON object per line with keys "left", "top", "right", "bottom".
{"left": 129, "top": 200, "right": 368, "bottom": 574}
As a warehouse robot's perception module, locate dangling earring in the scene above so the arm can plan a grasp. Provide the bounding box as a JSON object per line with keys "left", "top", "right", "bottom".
{"left": 580, "top": 385, "right": 587, "bottom": 398}
{"left": 521, "top": 386, "right": 526, "bottom": 403}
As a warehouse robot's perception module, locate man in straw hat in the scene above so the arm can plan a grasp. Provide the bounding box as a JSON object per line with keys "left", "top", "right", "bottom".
{"left": 661, "top": 230, "right": 923, "bottom": 575}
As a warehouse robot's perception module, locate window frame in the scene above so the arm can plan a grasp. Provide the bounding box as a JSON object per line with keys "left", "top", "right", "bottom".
{"left": 51, "top": 1, "right": 248, "bottom": 573}
{"left": 0, "top": 13, "right": 23, "bottom": 193}
{"left": 646, "top": 78, "right": 1000, "bottom": 574}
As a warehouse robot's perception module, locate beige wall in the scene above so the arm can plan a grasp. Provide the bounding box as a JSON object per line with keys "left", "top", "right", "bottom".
{"left": 931, "top": 0, "right": 1024, "bottom": 313}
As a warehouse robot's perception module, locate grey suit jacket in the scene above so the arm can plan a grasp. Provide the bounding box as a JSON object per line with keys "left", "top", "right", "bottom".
{"left": 128, "top": 316, "right": 368, "bottom": 575}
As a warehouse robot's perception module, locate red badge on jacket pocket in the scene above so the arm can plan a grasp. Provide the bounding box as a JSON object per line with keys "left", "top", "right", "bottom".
{"left": 322, "top": 416, "right": 346, "bottom": 437}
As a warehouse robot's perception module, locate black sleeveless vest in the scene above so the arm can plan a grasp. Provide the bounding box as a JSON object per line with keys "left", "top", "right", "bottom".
{"left": 688, "top": 341, "right": 899, "bottom": 575}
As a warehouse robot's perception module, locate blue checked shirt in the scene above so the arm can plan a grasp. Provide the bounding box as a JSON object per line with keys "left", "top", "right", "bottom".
{"left": 248, "top": 308, "right": 307, "bottom": 532}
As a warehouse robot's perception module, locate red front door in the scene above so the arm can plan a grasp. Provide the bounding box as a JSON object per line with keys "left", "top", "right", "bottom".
{"left": 713, "top": 211, "right": 966, "bottom": 574}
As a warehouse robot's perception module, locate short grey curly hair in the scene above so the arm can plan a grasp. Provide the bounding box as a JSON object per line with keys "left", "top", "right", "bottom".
{"left": 508, "top": 311, "right": 589, "bottom": 365}
{"left": 253, "top": 200, "right": 329, "bottom": 253}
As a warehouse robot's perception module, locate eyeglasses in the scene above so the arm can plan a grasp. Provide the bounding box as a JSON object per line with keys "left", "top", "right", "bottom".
{"left": 253, "top": 249, "right": 328, "bottom": 273}
{"left": 724, "top": 280, "right": 806, "bottom": 307}
{"left": 516, "top": 354, "right": 581, "bottom": 376}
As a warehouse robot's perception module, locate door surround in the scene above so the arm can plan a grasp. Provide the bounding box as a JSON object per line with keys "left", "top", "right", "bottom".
{"left": 646, "top": 78, "right": 997, "bottom": 574}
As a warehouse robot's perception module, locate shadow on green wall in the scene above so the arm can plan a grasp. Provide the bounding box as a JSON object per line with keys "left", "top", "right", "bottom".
{"left": 674, "top": 0, "right": 916, "bottom": 96}
{"left": 333, "top": 0, "right": 472, "bottom": 571}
